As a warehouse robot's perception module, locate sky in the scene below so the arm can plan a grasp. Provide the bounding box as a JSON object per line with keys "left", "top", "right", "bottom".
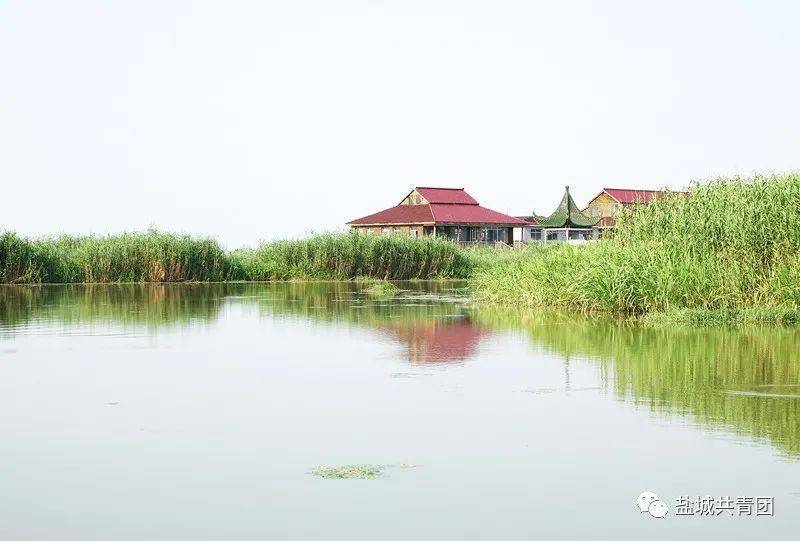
{"left": 1, "top": 0, "right": 799, "bottom": 248}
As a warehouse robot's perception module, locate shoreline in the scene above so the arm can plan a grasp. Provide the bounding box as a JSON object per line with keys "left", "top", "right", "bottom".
{"left": 2, "top": 279, "right": 798, "bottom": 327}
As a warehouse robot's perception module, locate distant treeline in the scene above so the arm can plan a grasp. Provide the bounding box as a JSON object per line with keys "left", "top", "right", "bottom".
{"left": 0, "top": 230, "right": 472, "bottom": 283}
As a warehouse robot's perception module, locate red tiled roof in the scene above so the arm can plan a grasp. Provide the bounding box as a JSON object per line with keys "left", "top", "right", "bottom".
{"left": 347, "top": 203, "right": 527, "bottom": 226}
{"left": 348, "top": 186, "right": 527, "bottom": 226}
{"left": 347, "top": 205, "right": 434, "bottom": 225}
{"left": 602, "top": 188, "right": 682, "bottom": 204}
{"left": 430, "top": 204, "right": 528, "bottom": 225}
{"left": 415, "top": 187, "right": 478, "bottom": 205}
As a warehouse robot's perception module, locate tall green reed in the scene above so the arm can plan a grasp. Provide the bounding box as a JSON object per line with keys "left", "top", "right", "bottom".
{"left": 1, "top": 231, "right": 472, "bottom": 283}
{"left": 228, "top": 233, "right": 472, "bottom": 281}
{"left": 0, "top": 231, "right": 228, "bottom": 283}
{"left": 473, "top": 173, "right": 800, "bottom": 312}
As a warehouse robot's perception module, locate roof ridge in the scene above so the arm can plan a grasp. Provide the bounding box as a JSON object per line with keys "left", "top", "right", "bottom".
{"left": 428, "top": 201, "right": 478, "bottom": 205}
{"left": 415, "top": 186, "right": 465, "bottom": 190}
{"left": 604, "top": 187, "right": 669, "bottom": 192}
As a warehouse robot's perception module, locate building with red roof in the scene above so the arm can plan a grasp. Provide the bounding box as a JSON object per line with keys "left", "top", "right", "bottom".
{"left": 347, "top": 187, "right": 528, "bottom": 245}
{"left": 583, "top": 187, "right": 687, "bottom": 232}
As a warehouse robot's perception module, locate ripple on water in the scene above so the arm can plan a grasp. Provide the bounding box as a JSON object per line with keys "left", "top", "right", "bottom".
{"left": 726, "top": 390, "right": 800, "bottom": 399}
{"left": 0, "top": 322, "right": 146, "bottom": 338}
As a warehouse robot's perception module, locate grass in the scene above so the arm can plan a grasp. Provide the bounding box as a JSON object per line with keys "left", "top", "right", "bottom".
{"left": 473, "top": 172, "right": 800, "bottom": 314}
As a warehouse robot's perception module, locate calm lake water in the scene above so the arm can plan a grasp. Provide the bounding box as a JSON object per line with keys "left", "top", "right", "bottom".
{"left": 1, "top": 282, "right": 798, "bottom": 540}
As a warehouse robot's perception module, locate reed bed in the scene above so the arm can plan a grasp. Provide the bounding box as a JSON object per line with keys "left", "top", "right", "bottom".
{"left": 0, "top": 231, "right": 228, "bottom": 283}
{"left": 228, "top": 233, "right": 471, "bottom": 281}
{"left": 473, "top": 173, "right": 800, "bottom": 313}
{"left": 1, "top": 231, "right": 471, "bottom": 283}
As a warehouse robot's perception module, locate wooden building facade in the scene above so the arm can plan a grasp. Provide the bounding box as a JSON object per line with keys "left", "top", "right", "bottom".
{"left": 583, "top": 188, "right": 686, "bottom": 234}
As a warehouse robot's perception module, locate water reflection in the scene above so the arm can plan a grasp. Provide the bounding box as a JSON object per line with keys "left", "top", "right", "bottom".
{"left": 478, "top": 309, "right": 800, "bottom": 457}
{"left": 0, "top": 282, "right": 488, "bottom": 363}
{"left": 382, "top": 316, "right": 487, "bottom": 364}
{"left": 0, "top": 283, "right": 224, "bottom": 330}
{"left": 1, "top": 282, "right": 799, "bottom": 457}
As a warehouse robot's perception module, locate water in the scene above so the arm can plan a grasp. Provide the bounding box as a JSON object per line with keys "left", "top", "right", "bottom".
{"left": 1, "top": 283, "right": 798, "bottom": 540}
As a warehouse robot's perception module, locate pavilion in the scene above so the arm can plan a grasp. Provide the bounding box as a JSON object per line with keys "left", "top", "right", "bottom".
{"left": 522, "top": 186, "right": 599, "bottom": 242}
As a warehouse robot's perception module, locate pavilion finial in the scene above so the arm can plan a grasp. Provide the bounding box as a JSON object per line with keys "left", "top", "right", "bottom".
{"left": 565, "top": 185, "right": 570, "bottom": 193}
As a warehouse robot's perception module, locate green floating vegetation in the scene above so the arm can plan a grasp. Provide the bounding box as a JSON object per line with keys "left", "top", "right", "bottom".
{"left": 310, "top": 463, "right": 418, "bottom": 479}
{"left": 363, "top": 281, "right": 400, "bottom": 298}
{"left": 310, "top": 465, "right": 386, "bottom": 479}
{"left": 473, "top": 172, "right": 800, "bottom": 314}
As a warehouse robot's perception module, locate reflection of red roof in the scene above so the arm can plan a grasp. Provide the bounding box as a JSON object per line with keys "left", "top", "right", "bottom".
{"left": 348, "top": 187, "right": 528, "bottom": 226}
{"left": 388, "top": 320, "right": 487, "bottom": 363}
{"left": 414, "top": 187, "right": 478, "bottom": 205}
{"left": 602, "top": 188, "right": 683, "bottom": 204}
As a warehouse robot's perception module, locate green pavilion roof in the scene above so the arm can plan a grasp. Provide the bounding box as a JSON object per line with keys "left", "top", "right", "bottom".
{"left": 534, "top": 186, "right": 599, "bottom": 228}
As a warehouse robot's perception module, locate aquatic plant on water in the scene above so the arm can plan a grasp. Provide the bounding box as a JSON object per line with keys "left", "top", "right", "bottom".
{"left": 310, "top": 463, "right": 418, "bottom": 479}
{"left": 309, "top": 465, "right": 385, "bottom": 479}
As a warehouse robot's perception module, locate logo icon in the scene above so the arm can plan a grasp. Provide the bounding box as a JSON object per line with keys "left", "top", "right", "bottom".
{"left": 637, "top": 491, "right": 669, "bottom": 518}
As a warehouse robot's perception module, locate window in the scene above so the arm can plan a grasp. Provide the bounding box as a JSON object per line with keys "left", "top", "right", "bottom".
{"left": 382, "top": 228, "right": 390, "bottom": 236}
{"left": 409, "top": 230, "right": 418, "bottom": 238}
{"left": 394, "top": 228, "right": 402, "bottom": 236}
{"left": 546, "top": 231, "right": 559, "bottom": 241}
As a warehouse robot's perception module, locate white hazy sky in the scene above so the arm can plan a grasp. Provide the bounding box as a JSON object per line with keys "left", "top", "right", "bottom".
{"left": 2, "top": 0, "right": 799, "bottom": 248}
